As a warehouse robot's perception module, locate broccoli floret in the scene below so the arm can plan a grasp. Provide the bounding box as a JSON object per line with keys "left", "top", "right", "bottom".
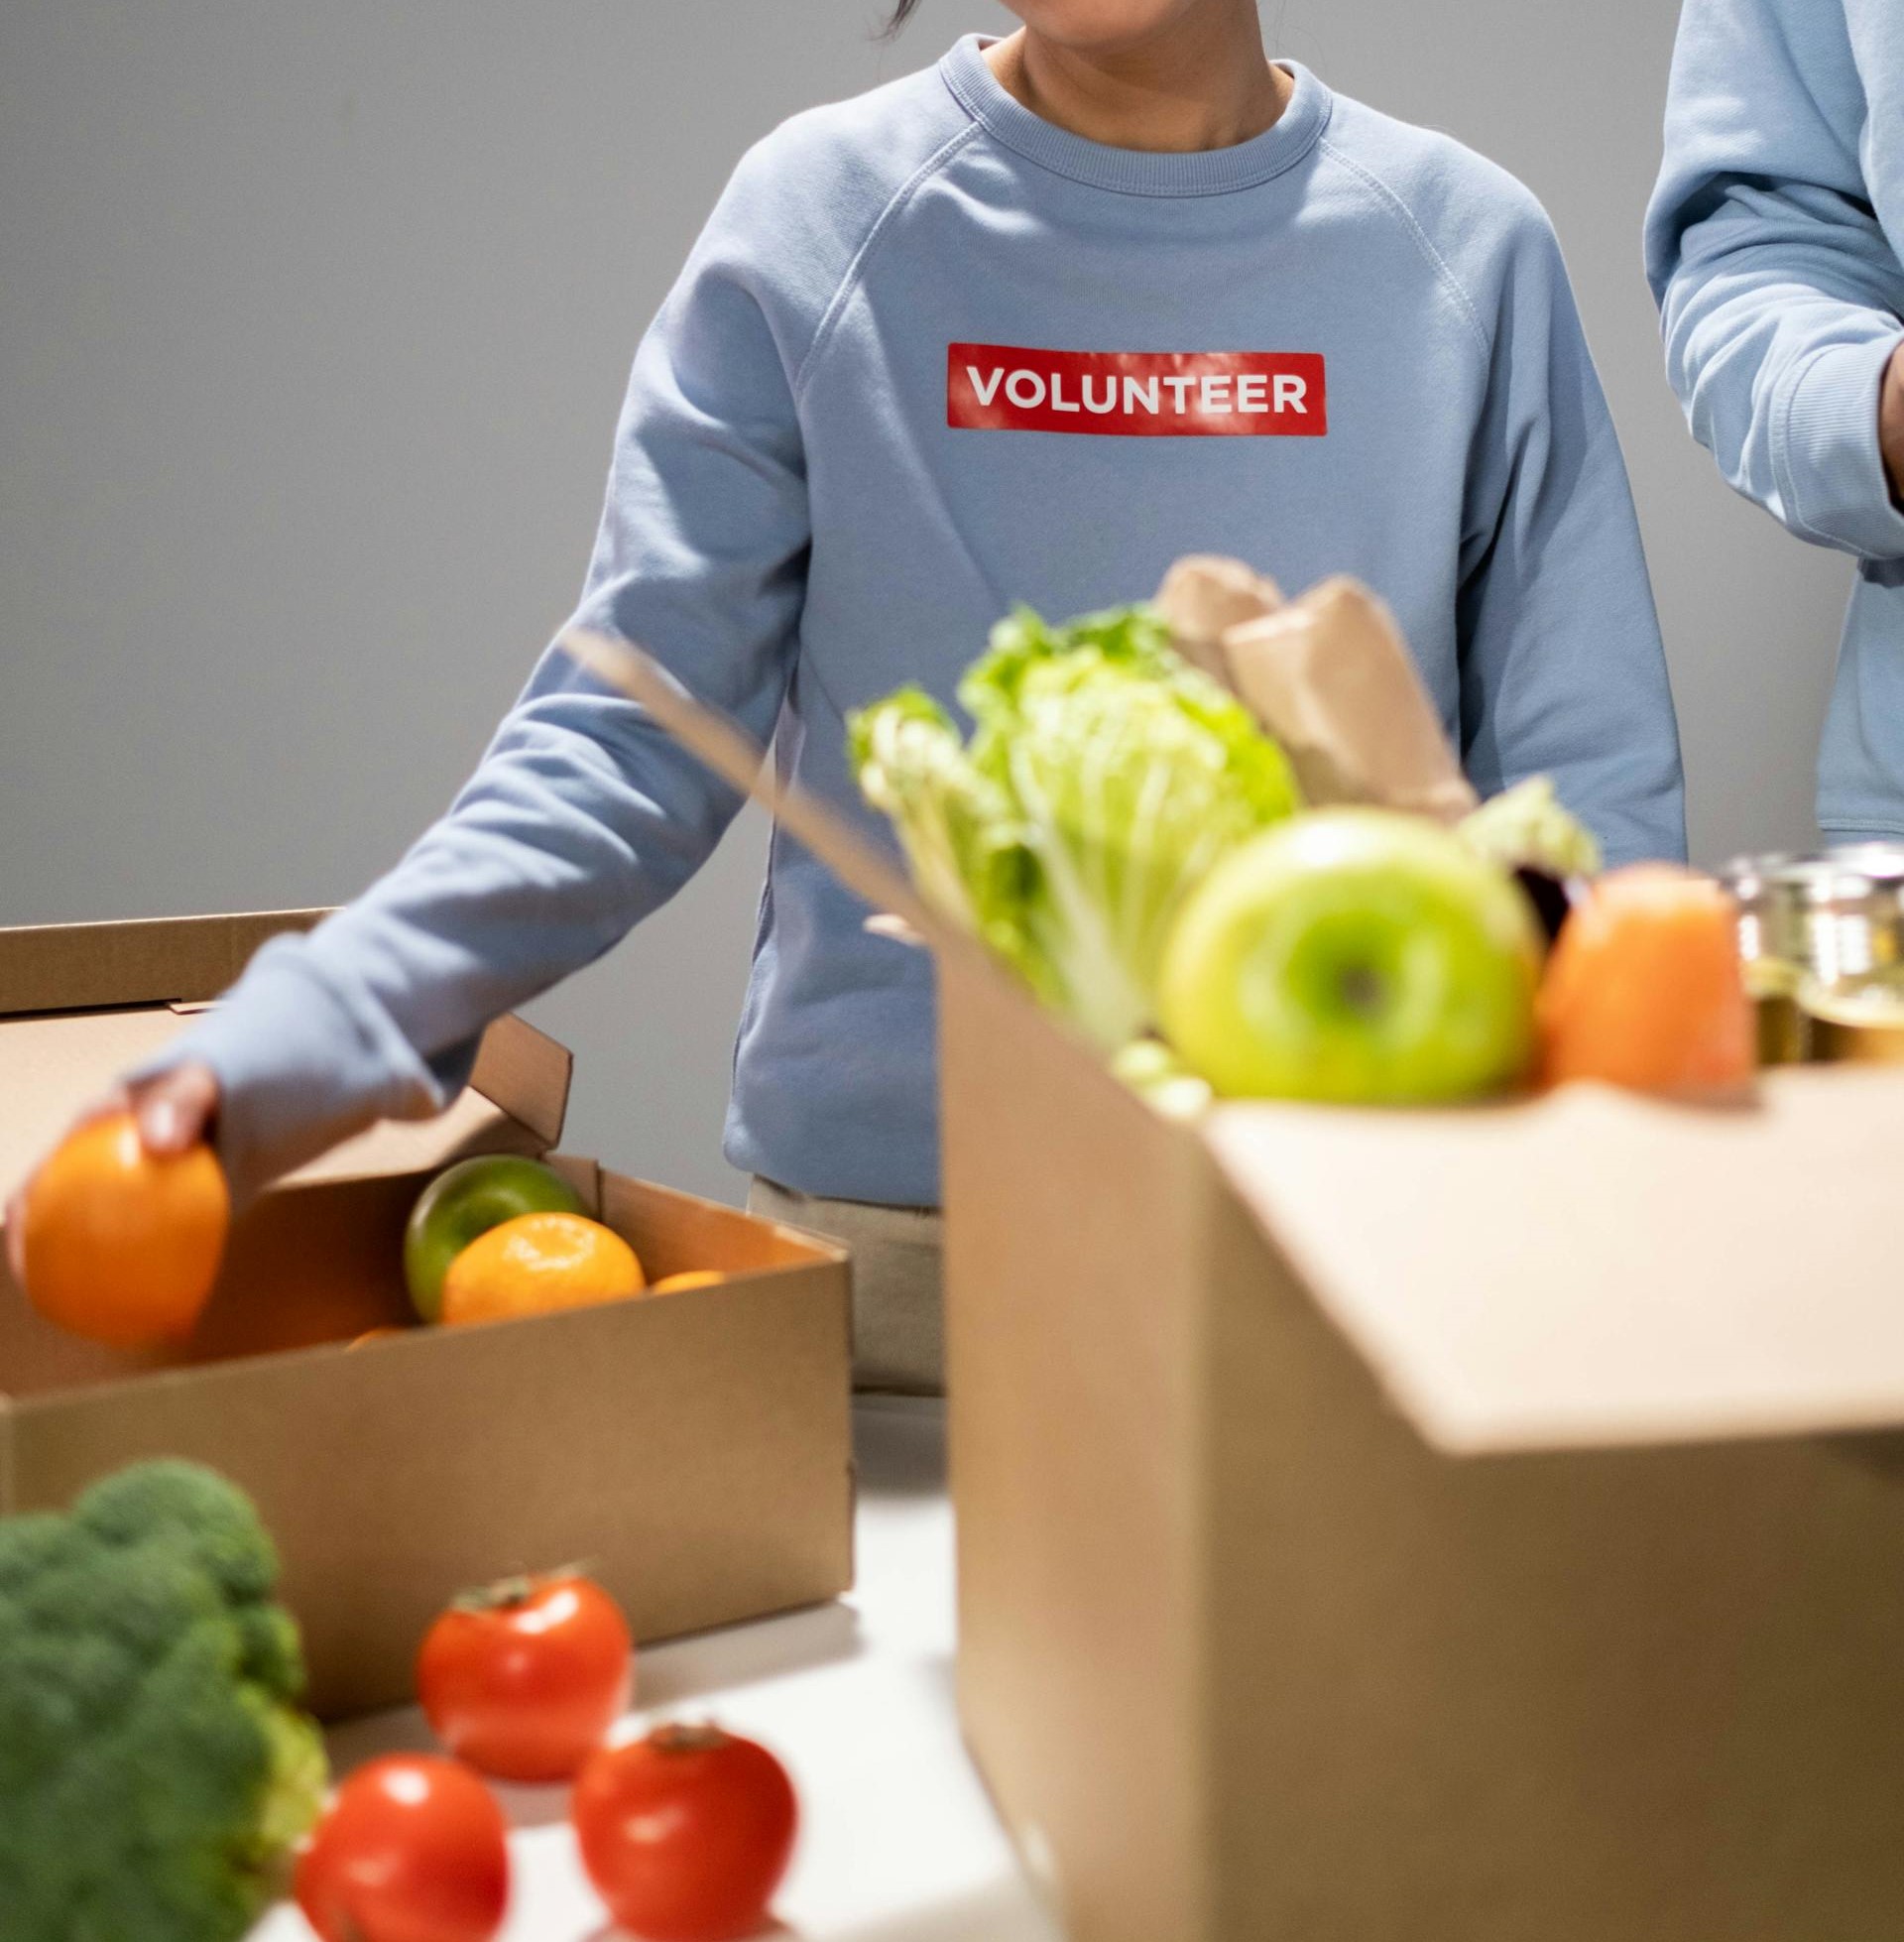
{"left": 0, "top": 1460, "right": 329, "bottom": 1942}
{"left": 77, "top": 1458, "right": 282, "bottom": 1603}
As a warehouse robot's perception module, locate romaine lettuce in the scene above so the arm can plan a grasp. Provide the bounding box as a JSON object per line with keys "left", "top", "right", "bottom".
{"left": 850, "top": 604, "right": 1300, "bottom": 1046}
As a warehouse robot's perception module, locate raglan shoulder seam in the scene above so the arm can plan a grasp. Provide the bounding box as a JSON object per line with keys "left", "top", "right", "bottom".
{"left": 793, "top": 118, "right": 985, "bottom": 404}
{"left": 1316, "top": 134, "right": 1493, "bottom": 365}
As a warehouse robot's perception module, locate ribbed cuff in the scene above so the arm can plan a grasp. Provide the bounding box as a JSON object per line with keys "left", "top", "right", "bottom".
{"left": 128, "top": 937, "right": 445, "bottom": 1207}
{"left": 1780, "top": 332, "right": 1904, "bottom": 560}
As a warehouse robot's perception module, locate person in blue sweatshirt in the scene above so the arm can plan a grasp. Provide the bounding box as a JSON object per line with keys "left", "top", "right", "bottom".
{"left": 9, "top": 0, "right": 1684, "bottom": 1393}
{"left": 1648, "top": 0, "right": 1904, "bottom": 845}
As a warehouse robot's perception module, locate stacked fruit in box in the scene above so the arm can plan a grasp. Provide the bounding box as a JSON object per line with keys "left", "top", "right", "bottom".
{"left": 851, "top": 554, "right": 1753, "bottom": 1113}
{"left": 401, "top": 1155, "right": 724, "bottom": 1326}
{"left": 18, "top": 1138, "right": 733, "bottom": 1353}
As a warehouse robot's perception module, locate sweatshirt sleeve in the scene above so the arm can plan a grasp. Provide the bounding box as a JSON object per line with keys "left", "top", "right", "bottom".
{"left": 1645, "top": 0, "right": 1904, "bottom": 561}
{"left": 1457, "top": 204, "right": 1687, "bottom": 868}
{"left": 146, "top": 149, "right": 813, "bottom": 1203}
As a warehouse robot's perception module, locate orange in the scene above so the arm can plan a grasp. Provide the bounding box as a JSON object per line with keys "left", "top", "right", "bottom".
{"left": 1538, "top": 865, "right": 1754, "bottom": 1092}
{"left": 648, "top": 1270, "right": 727, "bottom": 1295}
{"left": 345, "top": 1326, "right": 408, "bottom": 1351}
{"left": 439, "top": 1212, "right": 645, "bottom": 1327}
{"left": 20, "top": 1112, "right": 230, "bottom": 1346}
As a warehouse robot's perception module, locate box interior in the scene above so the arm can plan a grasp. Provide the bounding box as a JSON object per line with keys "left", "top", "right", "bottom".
{"left": 0, "top": 1147, "right": 837, "bottom": 1405}
{"left": 0, "top": 908, "right": 797, "bottom": 1401}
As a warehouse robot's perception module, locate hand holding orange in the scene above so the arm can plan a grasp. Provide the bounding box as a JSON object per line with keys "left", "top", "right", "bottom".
{"left": 17, "top": 1109, "right": 230, "bottom": 1346}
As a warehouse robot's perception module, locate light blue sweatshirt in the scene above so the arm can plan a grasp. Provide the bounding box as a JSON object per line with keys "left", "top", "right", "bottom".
{"left": 159, "top": 37, "right": 1684, "bottom": 1209}
{"left": 1647, "top": 0, "right": 1904, "bottom": 842}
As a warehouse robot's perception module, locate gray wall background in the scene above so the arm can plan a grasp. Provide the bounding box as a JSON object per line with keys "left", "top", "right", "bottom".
{"left": 1, "top": 1, "right": 1856, "bottom": 1202}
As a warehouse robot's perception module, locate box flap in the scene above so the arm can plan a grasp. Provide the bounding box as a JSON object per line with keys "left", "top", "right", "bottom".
{"left": 0, "top": 910, "right": 329, "bottom": 1017}
{"left": 0, "top": 1009, "right": 565, "bottom": 1199}
{"left": 0, "top": 918, "right": 572, "bottom": 1200}
{"left": 275, "top": 1015, "right": 568, "bottom": 1190}
{"left": 1202, "top": 1066, "right": 1904, "bottom": 1455}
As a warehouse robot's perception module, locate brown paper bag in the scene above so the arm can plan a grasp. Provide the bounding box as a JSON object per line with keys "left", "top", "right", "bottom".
{"left": 1220, "top": 576, "right": 1478, "bottom": 821}
{"left": 1153, "top": 555, "right": 1282, "bottom": 687}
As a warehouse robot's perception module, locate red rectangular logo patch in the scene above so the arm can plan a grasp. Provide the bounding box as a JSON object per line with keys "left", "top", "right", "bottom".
{"left": 947, "top": 342, "right": 1327, "bottom": 437}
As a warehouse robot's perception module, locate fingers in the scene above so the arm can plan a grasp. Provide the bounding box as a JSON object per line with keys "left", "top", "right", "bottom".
{"left": 1881, "top": 339, "right": 1904, "bottom": 505}
{"left": 4, "top": 1186, "right": 26, "bottom": 1288}
{"left": 4, "top": 1087, "right": 128, "bottom": 1288}
{"left": 2, "top": 1063, "right": 223, "bottom": 1290}
{"left": 127, "top": 1063, "right": 220, "bottom": 1155}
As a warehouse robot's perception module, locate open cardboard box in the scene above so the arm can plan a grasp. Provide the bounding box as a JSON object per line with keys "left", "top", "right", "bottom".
{"left": 569, "top": 629, "right": 1904, "bottom": 1940}
{"left": 0, "top": 910, "right": 853, "bottom": 1720}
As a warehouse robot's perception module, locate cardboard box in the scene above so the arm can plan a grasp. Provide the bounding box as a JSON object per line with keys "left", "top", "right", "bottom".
{"left": 943, "top": 966, "right": 1904, "bottom": 1941}
{"left": 570, "top": 629, "right": 1904, "bottom": 1941}
{"left": 0, "top": 910, "right": 853, "bottom": 1720}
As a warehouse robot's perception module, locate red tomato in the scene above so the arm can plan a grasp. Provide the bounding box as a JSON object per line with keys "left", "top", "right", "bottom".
{"left": 571, "top": 1725, "right": 798, "bottom": 1942}
{"left": 295, "top": 1755, "right": 509, "bottom": 1942}
{"left": 417, "top": 1570, "right": 634, "bottom": 1782}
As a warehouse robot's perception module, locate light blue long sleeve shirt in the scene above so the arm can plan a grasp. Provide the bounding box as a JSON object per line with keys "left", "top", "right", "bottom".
{"left": 162, "top": 38, "right": 1684, "bottom": 1208}
{"left": 1647, "top": 0, "right": 1904, "bottom": 841}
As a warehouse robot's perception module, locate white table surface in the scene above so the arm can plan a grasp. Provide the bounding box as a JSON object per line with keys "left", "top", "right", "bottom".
{"left": 255, "top": 1397, "right": 1062, "bottom": 1942}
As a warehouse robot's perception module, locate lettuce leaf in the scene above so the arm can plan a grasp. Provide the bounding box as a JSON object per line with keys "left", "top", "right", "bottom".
{"left": 1458, "top": 776, "right": 1603, "bottom": 880}
{"left": 848, "top": 685, "right": 1047, "bottom": 993}
{"left": 851, "top": 604, "right": 1301, "bottom": 1046}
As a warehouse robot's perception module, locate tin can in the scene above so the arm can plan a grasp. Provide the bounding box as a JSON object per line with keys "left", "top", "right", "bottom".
{"left": 1719, "top": 845, "right": 1904, "bottom": 1064}
{"left": 1802, "top": 975, "right": 1904, "bottom": 1065}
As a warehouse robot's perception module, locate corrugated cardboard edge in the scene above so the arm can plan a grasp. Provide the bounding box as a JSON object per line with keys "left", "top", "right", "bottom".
{"left": 940, "top": 942, "right": 1220, "bottom": 1942}
{"left": 0, "top": 909, "right": 329, "bottom": 1017}
{"left": 465, "top": 1013, "right": 571, "bottom": 1151}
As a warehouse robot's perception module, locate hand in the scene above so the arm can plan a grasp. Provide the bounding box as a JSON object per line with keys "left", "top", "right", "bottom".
{"left": 4, "top": 1063, "right": 220, "bottom": 1288}
{"left": 1880, "top": 338, "right": 1904, "bottom": 508}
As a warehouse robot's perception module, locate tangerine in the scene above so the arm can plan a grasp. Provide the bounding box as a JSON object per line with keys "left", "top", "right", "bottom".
{"left": 1539, "top": 865, "right": 1754, "bottom": 1092}
{"left": 439, "top": 1212, "right": 645, "bottom": 1327}
{"left": 648, "top": 1270, "right": 727, "bottom": 1295}
{"left": 20, "top": 1112, "right": 230, "bottom": 1346}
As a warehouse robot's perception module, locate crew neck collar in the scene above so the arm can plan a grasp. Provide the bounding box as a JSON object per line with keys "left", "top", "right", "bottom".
{"left": 939, "top": 34, "right": 1330, "bottom": 197}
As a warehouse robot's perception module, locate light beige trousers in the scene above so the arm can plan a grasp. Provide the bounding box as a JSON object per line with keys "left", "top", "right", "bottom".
{"left": 747, "top": 1177, "right": 945, "bottom": 1396}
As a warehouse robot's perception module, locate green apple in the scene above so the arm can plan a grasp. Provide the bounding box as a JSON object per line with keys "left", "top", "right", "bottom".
{"left": 1156, "top": 809, "right": 1541, "bottom": 1104}
{"left": 403, "top": 1154, "right": 586, "bottom": 1321}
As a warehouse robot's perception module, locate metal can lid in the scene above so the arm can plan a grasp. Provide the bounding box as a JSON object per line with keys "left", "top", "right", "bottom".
{"left": 1721, "top": 845, "right": 1904, "bottom": 905}
{"left": 1722, "top": 846, "right": 1904, "bottom": 974}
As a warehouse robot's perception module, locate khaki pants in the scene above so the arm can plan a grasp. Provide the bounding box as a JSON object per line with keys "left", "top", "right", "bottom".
{"left": 747, "top": 1177, "right": 945, "bottom": 1396}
